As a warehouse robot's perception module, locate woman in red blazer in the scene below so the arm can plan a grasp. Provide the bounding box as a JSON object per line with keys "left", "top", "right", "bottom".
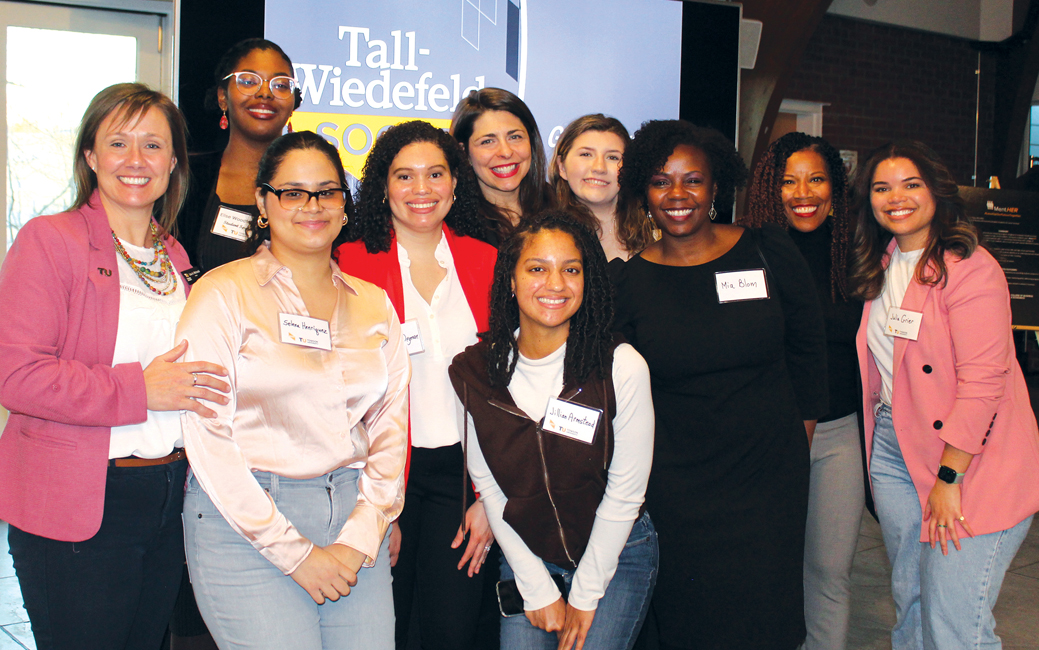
{"left": 0, "top": 84, "right": 228, "bottom": 650}
{"left": 850, "top": 140, "right": 1039, "bottom": 650}
{"left": 336, "top": 120, "right": 499, "bottom": 649}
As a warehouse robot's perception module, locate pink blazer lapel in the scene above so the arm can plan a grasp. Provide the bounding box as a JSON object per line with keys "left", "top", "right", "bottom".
{"left": 891, "top": 259, "right": 933, "bottom": 379}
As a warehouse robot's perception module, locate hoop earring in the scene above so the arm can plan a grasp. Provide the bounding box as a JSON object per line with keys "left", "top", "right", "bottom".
{"left": 709, "top": 202, "right": 718, "bottom": 221}
{"left": 219, "top": 109, "right": 228, "bottom": 130}
{"left": 257, "top": 214, "right": 268, "bottom": 229}
{"left": 342, "top": 214, "right": 349, "bottom": 226}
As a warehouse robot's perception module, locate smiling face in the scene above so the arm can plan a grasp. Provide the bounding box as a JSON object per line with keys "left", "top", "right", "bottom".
{"left": 466, "top": 110, "right": 532, "bottom": 201}
{"left": 85, "top": 105, "right": 176, "bottom": 224}
{"left": 646, "top": 144, "right": 717, "bottom": 240}
{"left": 781, "top": 149, "right": 832, "bottom": 233}
{"left": 558, "top": 130, "right": 624, "bottom": 211}
{"left": 257, "top": 148, "right": 344, "bottom": 261}
{"left": 512, "top": 229, "right": 584, "bottom": 343}
{"left": 218, "top": 48, "right": 295, "bottom": 143}
{"left": 870, "top": 157, "right": 936, "bottom": 252}
{"left": 386, "top": 141, "right": 457, "bottom": 237}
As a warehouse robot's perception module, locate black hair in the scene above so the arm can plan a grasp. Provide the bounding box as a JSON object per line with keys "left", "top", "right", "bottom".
{"left": 484, "top": 210, "right": 614, "bottom": 387}
{"left": 349, "top": 120, "right": 489, "bottom": 252}
{"left": 249, "top": 130, "right": 354, "bottom": 259}
{"left": 205, "top": 38, "right": 302, "bottom": 111}
{"left": 619, "top": 119, "right": 748, "bottom": 213}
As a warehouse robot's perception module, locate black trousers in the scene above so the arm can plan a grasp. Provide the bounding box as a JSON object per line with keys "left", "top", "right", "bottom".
{"left": 9, "top": 459, "right": 187, "bottom": 650}
{"left": 392, "top": 443, "right": 499, "bottom": 650}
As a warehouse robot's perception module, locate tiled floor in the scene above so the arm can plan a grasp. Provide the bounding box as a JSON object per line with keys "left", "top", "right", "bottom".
{"left": 0, "top": 514, "right": 1036, "bottom": 649}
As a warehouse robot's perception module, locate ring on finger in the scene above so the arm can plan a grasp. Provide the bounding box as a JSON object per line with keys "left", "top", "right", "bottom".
{"left": 958, "top": 516, "right": 965, "bottom": 522}
{"left": 484, "top": 544, "right": 492, "bottom": 552}
{"left": 192, "top": 372, "right": 198, "bottom": 385}
{"left": 937, "top": 524, "right": 947, "bottom": 528}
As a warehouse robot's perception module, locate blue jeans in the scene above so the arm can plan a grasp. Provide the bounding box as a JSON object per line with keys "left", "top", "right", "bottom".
{"left": 499, "top": 511, "right": 657, "bottom": 650}
{"left": 870, "top": 404, "right": 1032, "bottom": 650}
{"left": 183, "top": 468, "right": 394, "bottom": 650}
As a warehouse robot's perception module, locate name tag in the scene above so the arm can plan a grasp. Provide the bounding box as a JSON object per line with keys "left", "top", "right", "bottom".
{"left": 279, "top": 313, "right": 332, "bottom": 350}
{"left": 885, "top": 307, "right": 922, "bottom": 341}
{"left": 542, "top": 397, "right": 602, "bottom": 445}
{"left": 211, "top": 206, "right": 252, "bottom": 242}
{"left": 401, "top": 319, "right": 424, "bottom": 355}
{"left": 715, "top": 269, "right": 769, "bottom": 303}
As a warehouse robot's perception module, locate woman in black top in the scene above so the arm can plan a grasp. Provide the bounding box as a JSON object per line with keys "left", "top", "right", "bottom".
{"left": 742, "top": 132, "right": 863, "bottom": 650}
{"left": 609, "top": 120, "right": 827, "bottom": 650}
{"left": 178, "top": 38, "right": 300, "bottom": 274}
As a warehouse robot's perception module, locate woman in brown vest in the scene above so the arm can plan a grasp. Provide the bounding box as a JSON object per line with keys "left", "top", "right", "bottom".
{"left": 449, "top": 211, "right": 656, "bottom": 650}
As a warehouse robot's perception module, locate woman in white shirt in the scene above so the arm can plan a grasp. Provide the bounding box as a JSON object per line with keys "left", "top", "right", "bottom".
{"left": 178, "top": 131, "right": 410, "bottom": 650}
{"left": 449, "top": 211, "right": 656, "bottom": 650}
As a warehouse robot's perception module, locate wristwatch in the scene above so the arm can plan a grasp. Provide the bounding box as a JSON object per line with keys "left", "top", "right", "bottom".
{"left": 937, "top": 465, "right": 965, "bottom": 485}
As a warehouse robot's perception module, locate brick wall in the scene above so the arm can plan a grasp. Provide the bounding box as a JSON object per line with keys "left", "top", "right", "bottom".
{"left": 785, "top": 14, "right": 997, "bottom": 186}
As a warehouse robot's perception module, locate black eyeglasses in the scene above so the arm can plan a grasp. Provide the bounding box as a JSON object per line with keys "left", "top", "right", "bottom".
{"left": 262, "top": 184, "right": 348, "bottom": 211}
{"left": 223, "top": 72, "right": 298, "bottom": 100}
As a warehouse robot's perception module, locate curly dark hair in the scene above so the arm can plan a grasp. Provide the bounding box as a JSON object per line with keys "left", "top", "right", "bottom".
{"left": 450, "top": 88, "right": 552, "bottom": 240}
{"left": 348, "top": 120, "right": 488, "bottom": 253}
{"left": 549, "top": 114, "right": 655, "bottom": 255}
{"left": 619, "top": 119, "right": 748, "bottom": 216}
{"left": 205, "top": 38, "right": 302, "bottom": 112}
{"left": 848, "top": 140, "right": 979, "bottom": 300}
{"left": 485, "top": 210, "right": 614, "bottom": 388}
{"left": 742, "top": 132, "right": 852, "bottom": 300}
{"left": 248, "top": 131, "right": 354, "bottom": 260}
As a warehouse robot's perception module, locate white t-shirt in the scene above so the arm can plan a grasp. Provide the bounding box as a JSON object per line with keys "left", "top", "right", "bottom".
{"left": 466, "top": 342, "right": 654, "bottom": 611}
{"left": 867, "top": 246, "right": 925, "bottom": 406}
{"left": 398, "top": 233, "right": 479, "bottom": 448}
{"left": 108, "top": 238, "right": 186, "bottom": 459}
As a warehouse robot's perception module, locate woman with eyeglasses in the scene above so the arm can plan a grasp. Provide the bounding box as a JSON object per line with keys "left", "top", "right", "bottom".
{"left": 178, "top": 38, "right": 301, "bottom": 276}
{"left": 177, "top": 131, "right": 409, "bottom": 650}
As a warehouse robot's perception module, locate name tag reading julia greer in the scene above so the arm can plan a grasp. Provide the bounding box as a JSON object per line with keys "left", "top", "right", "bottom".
{"left": 542, "top": 397, "right": 602, "bottom": 445}
{"left": 279, "top": 313, "right": 332, "bottom": 351}
{"left": 715, "top": 269, "right": 769, "bottom": 303}
{"left": 885, "top": 307, "right": 923, "bottom": 341}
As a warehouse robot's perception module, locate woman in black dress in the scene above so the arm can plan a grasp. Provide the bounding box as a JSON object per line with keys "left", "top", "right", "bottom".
{"left": 609, "top": 120, "right": 828, "bottom": 650}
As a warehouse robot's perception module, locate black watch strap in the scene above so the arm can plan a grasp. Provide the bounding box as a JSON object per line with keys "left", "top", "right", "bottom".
{"left": 937, "top": 465, "right": 965, "bottom": 484}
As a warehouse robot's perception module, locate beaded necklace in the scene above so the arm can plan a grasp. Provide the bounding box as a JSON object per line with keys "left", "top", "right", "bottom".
{"left": 111, "top": 222, "right": 179, "bottom": 296}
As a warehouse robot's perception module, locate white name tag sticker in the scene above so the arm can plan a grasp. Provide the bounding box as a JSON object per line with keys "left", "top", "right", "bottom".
{"left": 542, "top": 397, "right": 602, "bottom": 445}
{"left": 885, "top": 307, "right": 922, "bottom": 341}
{"left": 279, "top": 313, "right": 332, "bottom": 351}
{"left": 715, "top": 269, "right": 769, "bottom": 303}
{"left": 401, "top": 319, "right": 424, "bottom": 355}
{"left": 211, "top": 206, "right": 252, "bottom": 242}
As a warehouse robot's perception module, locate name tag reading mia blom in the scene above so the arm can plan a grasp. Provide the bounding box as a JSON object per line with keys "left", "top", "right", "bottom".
{"left": 279, "top": 313, "right": 332, "bottom": 351}
{"left": 542, "top": 397, "right": 602, "bottom": 445}
{"left": 885, "top": 307, "right": 922, "bottom": 341}
{"left": 715, "top": 269, "right": 769, "bottom": 303}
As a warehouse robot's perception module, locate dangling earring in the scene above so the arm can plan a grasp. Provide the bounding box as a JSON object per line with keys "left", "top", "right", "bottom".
{"left": 257, "top": 213, "right": 269, "bottom": 228}
{"left": 287, "top": 119, "right": 294, "bottom": 134}
{"left": 708, "top": 202, "right": 718, "bottom": 221}
{"left": 219, "top": 109, "right": 228, "bottom": 130}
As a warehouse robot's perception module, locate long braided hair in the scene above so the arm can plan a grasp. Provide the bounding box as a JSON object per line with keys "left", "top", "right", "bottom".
{"left": 484, "top": 211, "right": 614, "bottom": 388}
{"left": 742, "top": 132, "right": 852, "bottom": 301}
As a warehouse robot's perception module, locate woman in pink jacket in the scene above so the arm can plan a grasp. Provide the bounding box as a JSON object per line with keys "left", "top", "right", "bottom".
{"left": 849, "top": 140, "right": 1039, "bottom": 650}
{"left": 0, "top": 83, "right": 228, "bottom": 650}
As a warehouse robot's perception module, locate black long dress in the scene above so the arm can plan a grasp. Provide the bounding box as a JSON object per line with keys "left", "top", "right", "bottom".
{"left": 610, "top": 225, "right": 828, "bottom": 650}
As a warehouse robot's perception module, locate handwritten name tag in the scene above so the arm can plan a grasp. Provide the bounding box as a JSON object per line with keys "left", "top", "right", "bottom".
{"left": 885, "top": 307, "right": 922, "bottom": 341}
{"left": 401, "top": 319, "right": 425, "bottom": 355}
{"left": 715, "top": 269, "right": 769, "bottom": 303}
{"left": 279, "top": 313, "right": 332, "bottom": 350}
{"left": 542, "top": 397, "right": 602, "bottom": 445}
{"left": 211, "top": 206, "right": 252, "bottom": 242}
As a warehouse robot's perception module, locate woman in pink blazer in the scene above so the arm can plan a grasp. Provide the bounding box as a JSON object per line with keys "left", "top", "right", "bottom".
{"left": 850, "top": 140, "right": 1039, "bottom": 650}
{"left": 0, "top": 84, "right": 228, "bottom": 650}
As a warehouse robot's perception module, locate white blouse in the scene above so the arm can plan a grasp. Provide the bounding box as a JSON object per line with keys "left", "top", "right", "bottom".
{"left": 867, "top": 246, "right": 925, "bottom": 406}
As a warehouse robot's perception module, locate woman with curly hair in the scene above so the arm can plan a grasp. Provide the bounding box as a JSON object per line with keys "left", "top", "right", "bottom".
{"left": 550, "top": 114, "right": 654, "bottom": 261}
{"left": 850, "top": 141, "right": 1039, "bottom": 650}
{"left": 451, "top": 88, "right": 553, "bottom": 243}
{"left": 610, "top": 120, "right": 827, "bottom": 649}
{"left": 449, "top": 211, "right": 656, "bottom": 650}
{"left": 741, "top": 132, "right": 862, "bottom": 650}
{"left": 336, "top": 119, "right": 500, "bottom": 650}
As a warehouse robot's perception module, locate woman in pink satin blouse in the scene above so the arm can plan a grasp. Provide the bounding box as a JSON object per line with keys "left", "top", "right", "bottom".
{"left": 177, "top": 131, "right": 410, "bottom": 650}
